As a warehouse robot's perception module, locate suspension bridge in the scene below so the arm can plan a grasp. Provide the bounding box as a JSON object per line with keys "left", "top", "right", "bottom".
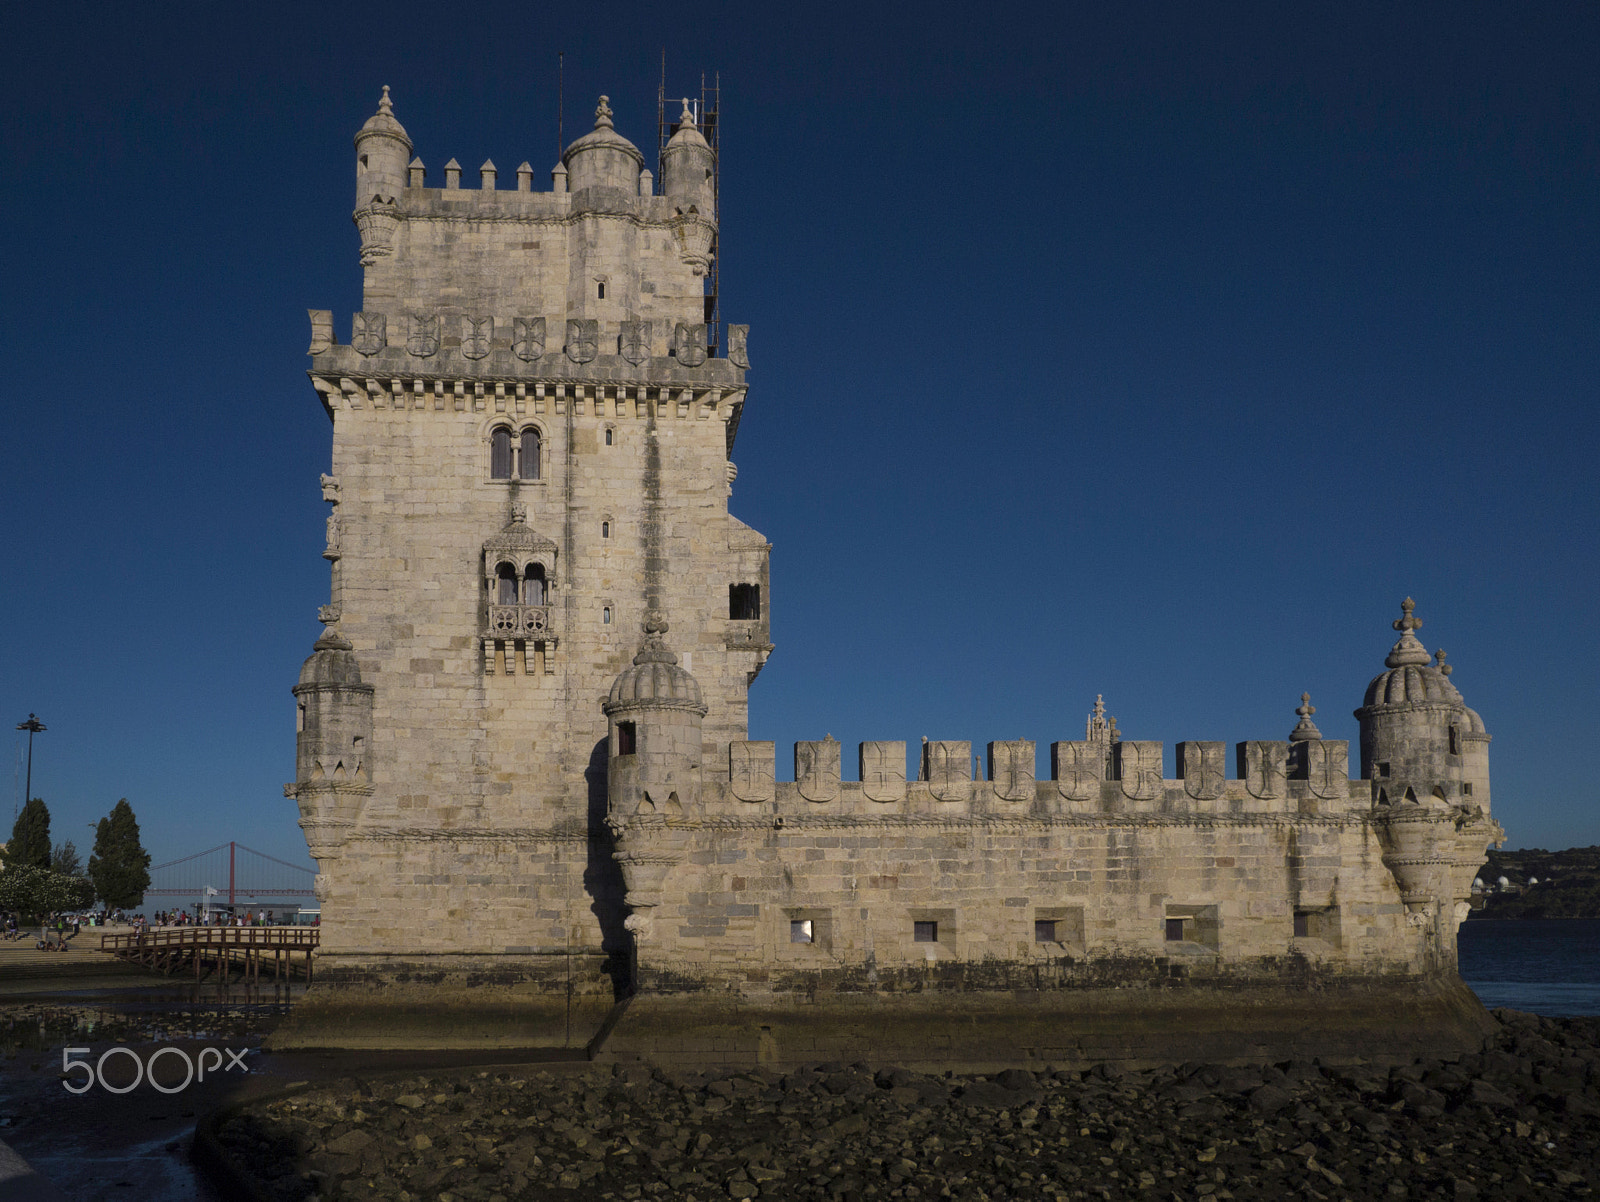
{"left": 147, "top": 842, "right": 316, "bottom": 910}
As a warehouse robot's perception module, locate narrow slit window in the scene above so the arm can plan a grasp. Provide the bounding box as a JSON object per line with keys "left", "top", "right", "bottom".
{"left": 616, "top": 721, "right": 637, "bottom": 756}
{"left": 913, "top": 920, "right": 938, "bottom": 943}
{"left": 602, "top": 606, "right": 612, "bottom": 625}
{"left": 1449, "top": 727, "right": 1461, "bottom": 755}
{"left": 602, "top": 520, "right": 611, "bottom": 539}
{"left": 597, "top": 281, "right": 606, "bottom": 299}
{"left": 790, "top": 919, "right": 813, "bottom": 944}
{"left": 518, "top": 427, "right": 541, "bottom": 480}
{"left": 605, "top": 427, "right": 614, "bottom": 446}
{"left": 490, "top": 426, "right": 513, "bottom": 479}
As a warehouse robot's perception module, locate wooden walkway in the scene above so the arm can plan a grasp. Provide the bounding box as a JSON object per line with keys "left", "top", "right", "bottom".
{"left": 101, "top": 926, "right": 318, "bottom": 984}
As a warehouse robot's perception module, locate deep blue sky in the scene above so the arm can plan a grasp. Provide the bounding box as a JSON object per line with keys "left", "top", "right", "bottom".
{"left": 2, "top": 2, "right": 1596, "bottom": 883}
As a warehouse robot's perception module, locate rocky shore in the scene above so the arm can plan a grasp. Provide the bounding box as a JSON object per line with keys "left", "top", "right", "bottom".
{"left": 208, "top": 1009, "right": 1599, "bottom": 1201}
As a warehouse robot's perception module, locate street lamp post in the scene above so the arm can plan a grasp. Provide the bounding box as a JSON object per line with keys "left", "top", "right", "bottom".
{"left": 15, "top": 713, "right": 45, "bottom": 823}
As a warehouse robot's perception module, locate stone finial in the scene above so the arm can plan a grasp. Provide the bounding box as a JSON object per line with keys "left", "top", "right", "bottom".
{"left": 377, "top": 85, "right": 394, "bottom": 116}
{"left": 1434, "top": 649, "right": 1452, "bottom": 677}
{"left": 595, "top": 95, "right": 614, "bottom": 128}
{"left": 632, "top": 612, "right": 677, "bottom": 666}
{"left": 1384, "top": 597, "right": 1431, "bottom": 668}
{"left": 1087, "top": 694, "right": 1119, "bottom": 743}
{"left": 679, "top": 98, "right": 696, "bottom": 127}
{"left": 1289, "top": 692, "right": 1322, "bottom": 742}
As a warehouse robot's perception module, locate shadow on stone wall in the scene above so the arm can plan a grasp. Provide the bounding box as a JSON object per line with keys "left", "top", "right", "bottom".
{"left": 583, "top": 737, "right": 632, "bottom": 1000}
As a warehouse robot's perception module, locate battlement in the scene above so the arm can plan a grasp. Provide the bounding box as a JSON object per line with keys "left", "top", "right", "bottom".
{"left": 714, "top": 735, "right": 1364, "bottom": 820}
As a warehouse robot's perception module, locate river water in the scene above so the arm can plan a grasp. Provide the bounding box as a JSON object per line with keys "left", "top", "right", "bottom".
{"left": 1459, "top": 916, "right": 1600, "bottom": 1016}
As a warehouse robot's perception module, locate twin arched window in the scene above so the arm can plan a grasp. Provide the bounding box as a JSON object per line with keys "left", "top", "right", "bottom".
{"left": 495, "top": 562, "right": 547, "bottom": 605}
{"left": 490, "top": 426, "right": 541, "bottom": 480}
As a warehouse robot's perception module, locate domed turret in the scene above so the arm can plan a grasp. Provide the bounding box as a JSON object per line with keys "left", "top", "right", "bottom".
{"left": 661, "top": 98, "right": 715, "bottom": 216}
{"left": 353, "top": 86, "right": 411, "bottom": 265}
{"left": 354, "top": 85, "right": 412, "bottom": 208}
{"left": 1353, "top": 598, "right": 1489, "bottom": 807}
{"left": 290, "top": 624, "right": 375, "bottom": 863}
{"left": 603, "top": 615, "right": 707, "bottom": 819}
{"left": 563, "top": 95, "right": 644, "bottom": 197}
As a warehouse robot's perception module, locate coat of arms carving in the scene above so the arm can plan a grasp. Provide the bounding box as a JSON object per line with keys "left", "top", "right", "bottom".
{"left": 859, "top": 741, "right": 906, "bottom": 804}
{"left": 1239, "top": 741, "right": 1287, "bottom": 800}
{"left": 462, "top": 316, "right": 493, "bottom": 360}
{"left": 674, "top": 322, "right": 707, "bottom": 367}
{"left": 1117, "top": 741, "right": 1163, "bottom": 801}
{"left": 989, "top": 740, "right": 1036, "bottom": 802}
{"left": 566, "top": 319, "right": 598, "bottom": 364}
{"left": 1178, "top": 741, "right": 1226, "bottom": 801}
{"left": 923, "top": 740, "right": 971, "bottom": 803}
{"left": 620, "top": 320, "right": 651, "bottom": 366}
{"left": 406, "top": 314, "right": 440, "bottom": 357}
{"left": 727, "top": 323, "right": 750, "bottom": 369}
{"left": 1307, "top": 740, "right": 1350, "bottom": 800}
{"left": 729, "top": 740, "right": 775, "bottom": 803}
{"left": 1052, "top": 741, "right": 1101, "bottom": 802}
{"left": 795, "top": 737, "right": 840, "bottom": 803}
{"left": 352, "top": 311, "right": 386, "bottom": 356}
{"left": 513, "top": 317, "right": 545, "bottom": 362}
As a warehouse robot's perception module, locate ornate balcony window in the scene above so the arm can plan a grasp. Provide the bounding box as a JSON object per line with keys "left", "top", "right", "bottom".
{"left": 481, "top": 504, "right": 558, "bottom": 676}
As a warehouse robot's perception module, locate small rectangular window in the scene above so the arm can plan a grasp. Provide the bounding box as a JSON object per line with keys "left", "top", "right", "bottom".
{"left": 1034, "top": 919, "right": 1057, "bottom": 943}
{"left": 913, "top": 920, "right": 938, "bottom": 943}
{"left": 616, "top": 721, "right": 636, "bottom": 756}
{"left": 1165, "top": 917, "right": 1186, "bottom": 942}
{"left": 1462, "top": 782, "right": 1473, "bottom": 796}
{"left": 729, "top": 583, "right": 761, "bottom": 620}
{"left": 1377, "top": 761, "right": 1391, "bottom": 778}
{"left": 1293, "top": 911, "right": 1310, "bottom": 938}
{"left": 790, "top": 919, "right": 813, "bottom": 944}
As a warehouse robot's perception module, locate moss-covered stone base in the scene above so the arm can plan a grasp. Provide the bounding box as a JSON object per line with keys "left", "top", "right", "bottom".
{"left": 596, "top": 974, "right": 1495, "bottom": 1071}
{"left": 265, "top": 952, "right": 617, "bottom": 1051}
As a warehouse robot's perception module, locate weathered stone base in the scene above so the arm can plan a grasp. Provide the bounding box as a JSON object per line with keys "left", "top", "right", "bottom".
{"left": 265, "top": 952, "right": 618, "bottom": 1051}
{"left": 596, "top": 974, "right": 1496, "bottom": 1072}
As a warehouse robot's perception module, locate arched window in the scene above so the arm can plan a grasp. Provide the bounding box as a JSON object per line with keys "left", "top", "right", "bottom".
{"left": 496, "top": 562, "right": 517, "bottom": 605}
{"left": 490, "top": 427, "right": 513, "bottom": 479}
{"left": 524, "top": 564, "right": 547, "bottom": 606}
{"left": 519, "top": 428, "right": 541, "bottom": 480}
{"left": 601, "top": 520, "right": 611, "bottom": 539}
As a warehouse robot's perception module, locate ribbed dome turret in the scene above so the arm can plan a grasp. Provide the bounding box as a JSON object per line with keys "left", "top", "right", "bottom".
{"left": 356, "top": 85, "right": 412, "bottom": 149}
{"left": 1359, "top": 598, "right": 1468, "bottom": 711}
{"left": 298, "top": 627, "right": 366, "bottom": 687}
{"left": 606, "top": 616, "right": 705, "bottom": 712}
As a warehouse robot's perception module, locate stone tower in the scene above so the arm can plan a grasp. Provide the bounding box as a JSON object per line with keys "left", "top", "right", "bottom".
{"left": 285, "top": 89, "right": 769, "bottom": 1044}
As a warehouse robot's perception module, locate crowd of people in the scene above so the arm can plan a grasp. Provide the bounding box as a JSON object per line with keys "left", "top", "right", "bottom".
{"left": 0, "top": 906, "right": 315, "bottom": 950}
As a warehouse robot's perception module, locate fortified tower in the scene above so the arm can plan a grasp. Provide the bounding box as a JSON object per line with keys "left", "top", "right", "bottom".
{"left": 285, "top": 89, "right": 768, "bottom": 1044}
{"left": 283, "top": 87, "right": 1503, "bottom": 1064}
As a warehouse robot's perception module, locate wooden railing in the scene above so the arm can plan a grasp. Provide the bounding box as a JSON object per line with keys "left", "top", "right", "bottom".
{"left": 101, "top": 925, "right": 319, "bottom": 983}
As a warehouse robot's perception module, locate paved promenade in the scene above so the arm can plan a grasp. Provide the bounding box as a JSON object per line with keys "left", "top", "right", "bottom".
{"left": 0, "top": 925, "right": 168, "bottom": 995}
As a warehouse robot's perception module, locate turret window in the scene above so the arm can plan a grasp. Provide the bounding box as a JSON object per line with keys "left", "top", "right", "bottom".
{"left": 616, "top": 721, "right": 637, "bottom": 756}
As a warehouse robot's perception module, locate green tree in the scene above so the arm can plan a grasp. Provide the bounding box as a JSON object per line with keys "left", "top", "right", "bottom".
{"left": 87, "top": 799, "right": 151, "bottom": 909}
{"left": 50, "top": 839, "right": 83, "bottom": 877}
{"left": 2, "top": 798, "right": 52, "bottom": 870}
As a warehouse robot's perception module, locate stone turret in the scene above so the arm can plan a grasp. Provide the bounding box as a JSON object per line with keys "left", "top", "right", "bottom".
{"left": 289, "top": 625, "right": 374, "bottom": 894}
{"left": 563, "top": 95, "right": 644, "bottom": 201}
{"left": 662, "top": 99, "right": 717, "bottom": 277}
{"left": 603, "top": 616, "right": 706, "bottom": 961}
{"left": 1356, "top": 599, "right": 1501, "bottom": 964}
{"left": 352, "top": 86, "right": 411, "bottom": 265}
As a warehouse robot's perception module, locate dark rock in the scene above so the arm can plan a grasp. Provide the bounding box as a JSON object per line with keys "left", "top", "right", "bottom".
{"left": 1248, "top": 1084, "right": 1294, "bottom": 1114}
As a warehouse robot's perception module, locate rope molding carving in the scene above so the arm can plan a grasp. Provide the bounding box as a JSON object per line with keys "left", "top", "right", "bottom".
{"left": 345, "top": 826, "right": 590, "bottom": 844}
{"left": 615, "top": 812, "right": 1378, "bottom": 835}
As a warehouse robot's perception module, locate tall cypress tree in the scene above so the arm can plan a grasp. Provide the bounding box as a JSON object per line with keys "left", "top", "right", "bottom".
{"left": 87, "top": 799, "right": 151, "bottom": 909}
{"left": 3, "top": 798, "right": 52, "bottom": 870}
